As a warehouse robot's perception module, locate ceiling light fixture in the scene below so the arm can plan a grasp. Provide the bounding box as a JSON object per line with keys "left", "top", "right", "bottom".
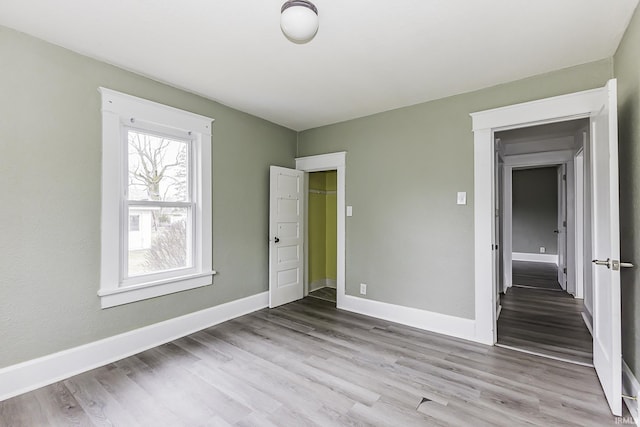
{"left": 280, "top": 0, "right": 319, "bottom": 43}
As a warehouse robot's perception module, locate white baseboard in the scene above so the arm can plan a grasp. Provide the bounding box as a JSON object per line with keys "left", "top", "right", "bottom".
{"left": 339, "top": 295, "right": 477, "bottom": 343}
{"left": 623, "top": 360, "right": 640, "bottom": 426}
{"left": 0, "top": 291, "right": 269, "bottom": 402}
{"left": 511, "top": 252, "right": 558, "bottom": 265}
{"left": 512, "top": 252, "right": 559, "bottom": 264}
{"left": 309, "top": 278, "right": 337, "bottom": 291}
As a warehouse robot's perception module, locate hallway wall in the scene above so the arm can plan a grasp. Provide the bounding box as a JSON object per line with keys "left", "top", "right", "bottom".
{"left": 512, "top": 167, "right": 559, "bottom": 255}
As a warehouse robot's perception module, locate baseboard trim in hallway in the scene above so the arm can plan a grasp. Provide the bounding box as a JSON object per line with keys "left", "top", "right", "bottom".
{"left": 495, "top": 343, "right": 594, "bottom": 367}
{"left": 512, "top": 284, "right": 564, "bottom": 292}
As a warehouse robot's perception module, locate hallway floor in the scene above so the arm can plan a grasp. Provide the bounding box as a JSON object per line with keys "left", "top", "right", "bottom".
{"left": 498, "top": 262, "right": 593, "bottom": 366}
{"left": 512, "top": 260, "right": 563, "bottom": 291}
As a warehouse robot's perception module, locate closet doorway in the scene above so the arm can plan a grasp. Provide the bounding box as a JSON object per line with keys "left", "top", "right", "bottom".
{"left": 306, "top": 171, "right": 337, "bottom": 305}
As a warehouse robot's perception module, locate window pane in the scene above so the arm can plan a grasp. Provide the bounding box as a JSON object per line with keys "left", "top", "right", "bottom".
{"left": 128, "top": 207, "right": 190, "bottom": 276}
{"left": 128, "top": 130, "right": 189, "bottom": 202}
{"left": 129, "top": 214, "right": 140, "bottom": 231}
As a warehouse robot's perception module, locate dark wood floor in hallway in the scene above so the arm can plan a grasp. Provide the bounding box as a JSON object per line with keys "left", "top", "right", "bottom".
{"left": 498, "top": 261, "right": 593, "bottom": 366}
{"left": 1, "top": 297, "right": 622, "bottom": 426}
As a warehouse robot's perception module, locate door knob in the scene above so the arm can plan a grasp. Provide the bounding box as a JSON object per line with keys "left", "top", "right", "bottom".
{"left": 274, "top": 237, "right": 280, "bottom": 243}
{"left": 593, "top": 258, "right": 635, "bottom": 270}
{"left": 593, "top": 258, "right": 611, "bottom": 268}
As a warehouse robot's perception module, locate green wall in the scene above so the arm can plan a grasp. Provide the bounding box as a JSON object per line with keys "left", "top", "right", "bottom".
{"left": 512, "top": 167, "right": 559, "bottom": 255}
{"left": 0, "top": 26, "right": 297, "bottom": 368}
{"left": 298, "top": 59, "right": 612, "bottom": 319}
{"left": 308, "top": 171, "right": 337, "bottom": 287}
{"left": 614, "top": 3, "right": 640, "bottom": 379}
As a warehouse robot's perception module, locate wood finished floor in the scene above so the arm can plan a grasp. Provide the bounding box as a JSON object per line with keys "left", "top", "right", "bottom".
{"left": 512, "top": 261, "right": 562, "bottom": 291}
{"left": 499, "top": 262, "right": 593, "bottom": 365}
{"left": 1, "top": 297, "right": 622, "bottom": 426}
{"left": 308, "top": 286, "right": 337, "bottom": 303}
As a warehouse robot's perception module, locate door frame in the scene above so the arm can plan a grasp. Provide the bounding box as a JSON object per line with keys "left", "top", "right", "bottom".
{"left": 501, "top": 150, "right": 573, "bottom": 294}
{"left": 574, "top": 147, "right": 585, "bottom": 300}
{"left": 295, "top": 152, "right": 346, "bottom": 308}
{"left": 471, "top": 87, "right": 605, "bottom": 345}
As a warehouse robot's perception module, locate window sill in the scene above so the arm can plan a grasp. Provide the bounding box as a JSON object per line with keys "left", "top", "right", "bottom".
{"left": 98, "top": 271, "right": 216, "bottom": 308}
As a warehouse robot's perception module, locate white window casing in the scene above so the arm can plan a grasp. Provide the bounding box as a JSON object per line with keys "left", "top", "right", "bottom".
{"left": 99, "top": 88, "right": 214, "bottom": 308}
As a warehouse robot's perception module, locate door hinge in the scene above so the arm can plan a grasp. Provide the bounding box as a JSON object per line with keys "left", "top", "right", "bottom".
{"left": 563, "top": 174, "right": 567, "bottom": 181}
{"left": 563, "top": 267, "right": 567, "bottom": 274}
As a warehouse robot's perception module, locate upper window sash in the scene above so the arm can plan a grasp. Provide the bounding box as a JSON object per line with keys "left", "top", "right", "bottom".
{"left": 123, "top": 126, "right": 194, "bottom": 204}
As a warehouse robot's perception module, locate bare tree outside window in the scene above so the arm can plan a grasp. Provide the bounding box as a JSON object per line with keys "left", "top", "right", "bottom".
{"left": 127, "top": 130, "right": 190, "bottom": 275}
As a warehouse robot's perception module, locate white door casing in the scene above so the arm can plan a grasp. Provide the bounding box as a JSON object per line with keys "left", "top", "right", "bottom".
{"left": 269, "top": 166, "right": 305, "bottom": 308}
{"left": 590, "top": 79, "right": 622, "bottom": 416}
{"left": 575, "top": 148, "right": 585, "bottom": 300}
{"left": 295, "top": 151, "right": 346, "bottom": 308}
{"left": 558, "top": 164, "right": 568, "bottom": 289}
{"left": 471, "top": 80, "right": 622, "bottom": 416}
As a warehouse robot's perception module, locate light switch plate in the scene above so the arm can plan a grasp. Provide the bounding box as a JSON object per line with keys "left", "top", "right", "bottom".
{"left": 457, "top": 192, "right": 467, "bottom": 205}
{"left": 347, "top": 206, "right": 353, "bottom": 216}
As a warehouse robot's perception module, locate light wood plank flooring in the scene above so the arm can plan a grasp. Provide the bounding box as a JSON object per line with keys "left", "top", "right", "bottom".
{"left": 0, "top": 297, "right": 623, "bottom": 426}
{"left": 308, "top": 286, "right": 337, "bottom": 303}
{"left": 499, "top": 261, "right": 593, "bottom": 365}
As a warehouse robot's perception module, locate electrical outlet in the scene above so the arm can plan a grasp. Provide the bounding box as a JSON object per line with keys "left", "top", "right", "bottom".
{"left": 540, "top": 247, "right": 546, "bottom": 254}
{"left": 360, "top": 283, "right": 367, "bottom": 295}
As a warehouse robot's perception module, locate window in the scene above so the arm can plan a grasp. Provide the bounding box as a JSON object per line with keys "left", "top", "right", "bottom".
{"left": 99, "top": 88, "right": 214, "bottom": 308}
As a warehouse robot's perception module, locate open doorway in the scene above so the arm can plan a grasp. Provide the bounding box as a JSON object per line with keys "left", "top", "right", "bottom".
{"left": 306, "top": 170, "right": 338, "bottom": 305}
{"left": 472, "top": 80, "right": 623, "bottom": 415}
{"left": 494, "top": 119, "right": 593, "bottom": 366}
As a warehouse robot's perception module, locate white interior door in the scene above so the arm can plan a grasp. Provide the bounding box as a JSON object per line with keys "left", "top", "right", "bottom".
{"left": 269, "top": 166, "right": 304, "bottom": 308}
{"left": 591, "top": 79, "right": 622, "bottom": 416}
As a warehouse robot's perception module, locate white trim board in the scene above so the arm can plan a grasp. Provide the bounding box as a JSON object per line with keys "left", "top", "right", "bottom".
{"left": 512, "top": 252, "right": 559, "bottom": 264}
{"left": 0, "top": 292, "right": 268, "bottom": 402}
{"left": 340, "top": 295, "right": 476, "bottom": 343}
{"left": 623, "top": 360, "right": 640, "bottom": 426}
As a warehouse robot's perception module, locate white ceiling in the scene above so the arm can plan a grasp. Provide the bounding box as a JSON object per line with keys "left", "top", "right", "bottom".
{"left": 0, "top": 1, "right": 637, "bottom": 131}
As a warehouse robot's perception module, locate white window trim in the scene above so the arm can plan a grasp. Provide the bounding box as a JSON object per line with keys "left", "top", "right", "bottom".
{"left": 99, "top": 88, "right": 214, "bottom": 308}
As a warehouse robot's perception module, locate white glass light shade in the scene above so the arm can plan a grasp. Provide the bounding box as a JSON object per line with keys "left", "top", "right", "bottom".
{"left": 280, "top": 1, "right": 319, "bottom": 43}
